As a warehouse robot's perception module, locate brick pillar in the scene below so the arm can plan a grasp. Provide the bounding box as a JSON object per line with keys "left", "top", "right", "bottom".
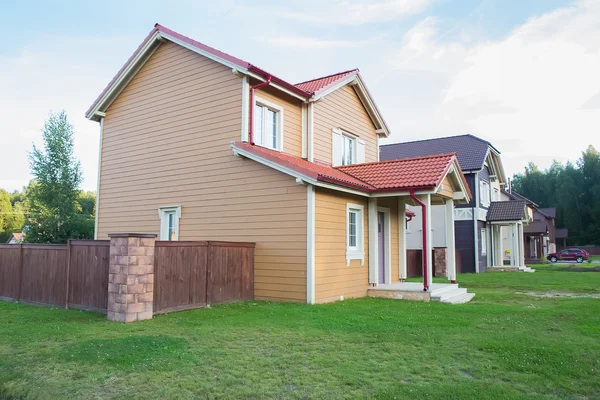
{"left": 434, "top": 247, "right": 448, "bottom": 277}
{"left": 107, "top": 233, "right": 156, "bottom": 323}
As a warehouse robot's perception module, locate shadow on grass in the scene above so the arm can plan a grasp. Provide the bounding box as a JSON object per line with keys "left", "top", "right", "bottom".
{"left": 59, "top": 334, "right": 192, "bottom": 371}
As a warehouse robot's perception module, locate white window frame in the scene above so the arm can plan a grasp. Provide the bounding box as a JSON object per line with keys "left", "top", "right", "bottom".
{"left": 158, "top": 206, "right": 181, "bottom": 241}
{"left": 341, "top": 132, "right": 357, "bottom": 166}
{"left": 254, "top": 96, "right": 284, "bottom": 152}
{"left": 480, "top": 180, "right": 490, "bottom": 207}
{"left": 346, "top": 203, "right": 365, "bottom": 265}
{"left": 481, "top": 228, "right": 487, "bottom": 255}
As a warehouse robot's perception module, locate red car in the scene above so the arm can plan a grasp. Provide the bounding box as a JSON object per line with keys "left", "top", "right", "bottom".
{"left": 547, "top": 248, "right": 589, "bottom": 263}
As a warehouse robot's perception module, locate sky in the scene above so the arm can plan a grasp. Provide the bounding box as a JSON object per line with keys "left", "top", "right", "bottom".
{"left": 1, "top": 0, "right": 599, "bottom": 192}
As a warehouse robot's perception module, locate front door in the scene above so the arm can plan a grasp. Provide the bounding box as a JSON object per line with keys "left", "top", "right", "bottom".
{"left": 378, "top": 212, "right": 386, "bottom": 284}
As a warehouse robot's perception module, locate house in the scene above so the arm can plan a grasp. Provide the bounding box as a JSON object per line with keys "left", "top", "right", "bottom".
{"left": 87, "top": 24, "right": 474, "bottom": 304}
{"left": 502, "top": 190, "right": 560, "bottom": 263}
{"left": 556, "top": 228, "right": 569, "bottom": 249}
{"left": 5, "top": 233, "right": 24, "bottom": 244}
{"left": 380, "top": 134, "right": 533, "bottom": 273}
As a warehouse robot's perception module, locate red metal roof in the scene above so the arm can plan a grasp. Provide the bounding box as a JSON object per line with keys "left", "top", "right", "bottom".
{"left": 232, "top": 142, "right": 468, "bottom": 195}
{"left": 233, "top": 142, "right": 375, "bottom": 191}
{"left": 295, "top": 69, "right": 358, "bottom": 95}
{"left": 337, "top": 154, "right": 456, "bottom": 191}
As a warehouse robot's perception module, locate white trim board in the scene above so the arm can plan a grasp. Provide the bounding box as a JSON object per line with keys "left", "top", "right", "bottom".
{"left": 306, "top": 185, "right": 316, "bottom": 304}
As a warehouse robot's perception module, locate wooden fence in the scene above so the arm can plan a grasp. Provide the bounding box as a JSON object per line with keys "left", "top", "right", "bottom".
{"left": 0, "top": 241, "right": 109, "bottom": 311}
{"left": 0, "top": 240, "right": 254, "bottom": 315}
{"left": 153, "top": 241, "right": 254, "bottom": 314}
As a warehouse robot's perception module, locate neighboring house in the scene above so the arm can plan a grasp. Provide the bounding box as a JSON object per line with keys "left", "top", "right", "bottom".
{"left": 86, "top": 24, "right": 473, "bottom": 304}
{"left": 380, "top": 134, "right": 532, "bottom": 273}
{"left": 6, "top": 233, "right": 25, "bottom": 244}
{"left": 556, "top": 228, "right": 569, "bottom": 249}
{"left": 503, "top": 191, "right": 559, "bottom": 263}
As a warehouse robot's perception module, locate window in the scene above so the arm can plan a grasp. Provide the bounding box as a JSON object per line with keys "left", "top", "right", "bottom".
{"left": 346, "top": 203, "right": 365, "bottom": 265}
{"left": 158, "top": 206, "right": 181, "bottom": 241}
{"left": 481, "top": 228, "right": 487, "bottom": 255}
{"left": 254, "top": 97, "right": 283, "bottom": 151}
{"left": 480, "top": 180, "right": 490, "bottom": 207}
{"left": 332, "top": 129, "right": 365, "bottom": 167}
{"left": 342, "top": 134, "right": 355, "bottom": 166}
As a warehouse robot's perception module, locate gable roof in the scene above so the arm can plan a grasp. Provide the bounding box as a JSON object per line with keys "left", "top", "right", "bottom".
{"left": 538, "top": 208, "right": 556, "bottom": 219}
{"left": 504, "top": 190, "right": 538, "bottom": 208}
{"left": 556, "top": 228, "right": 568, "bottom": 239}
{"left": 231, "top": 142, "right": 471, "bottom": 200}
{"left": 6, "top": 232, "right": 24, "bottom": 244}
{"left": 524, "top": 220, "right": 549, "bottom": 234}
{"left": 295, "top": 69, "right": 358, "bottom": 96}
{"left": 380, "top": 134, "right": 498, "bottom": 172}
{"left": 336, "top": 154, "right": 465, "bottom": 192}
{"left": 487, "top": 201, "right": 527, "bottom": 222}
{"left": 85, "top": 25, "right": 390, "bottom": 136}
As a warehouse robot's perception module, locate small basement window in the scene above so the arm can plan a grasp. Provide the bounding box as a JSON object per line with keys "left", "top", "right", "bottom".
{"left": 346, "top": 203, "right": 365, "bottom": 265}
{"left": 158, "top": 206, "right": 181, "bottom": 241}
{"left": 254, "top": 97, "right": 283, "bottom": 151}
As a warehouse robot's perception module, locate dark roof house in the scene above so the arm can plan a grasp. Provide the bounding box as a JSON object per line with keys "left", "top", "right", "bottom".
{"left": 380, "top": 134, "right": 500, "bottom": 172}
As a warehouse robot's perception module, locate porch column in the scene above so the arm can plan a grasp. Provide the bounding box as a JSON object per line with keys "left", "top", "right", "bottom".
{"left": 423, "top": 194, "right": 433, "bottom": 290}
{"left": 368, "top": 197, "right": 378, "bottom": 284}
{"left": 509, "top": 224, "right": 516, "bottom": 266}
{"left": 398, "top": 199, "right": 407, "bottom": 280}
{"left": 518, "top": 222, "right": 525, "bottom": 267}
{"left": 445, "top": 198, "right": 456, "bottom": 283}
{"left": 495, "top": 226, "right": 503, "bottom": 266}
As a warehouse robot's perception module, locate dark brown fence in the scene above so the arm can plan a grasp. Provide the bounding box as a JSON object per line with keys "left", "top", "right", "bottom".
{"left": 0, "top": 241, "right": 109, "bottom": 311}
{"left": 153, "top": 241, "right": 254, "bottom": 314}
{"left": 1, "top": 240, "right": 255, "bottom": 315}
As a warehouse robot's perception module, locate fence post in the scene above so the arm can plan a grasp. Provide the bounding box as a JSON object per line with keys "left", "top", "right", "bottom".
{"left": 65, "top": 240, "right": 71, "bottom": 309}
{"left": 205, "top": 241, "right": 211, "bottom": 306}
{"left": 16, "top": 244, "right": 23, "bottom": 302}
{"left": 107, "top": 233, "right": 156, "bottom": 323}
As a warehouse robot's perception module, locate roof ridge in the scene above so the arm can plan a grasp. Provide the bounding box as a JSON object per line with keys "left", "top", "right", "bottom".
{"left": 380, "top": 134, "right": 488, "bottom": 147}
{"left": 295, "top": 68, "right": 359, "bottom": 86}
{"left": 337, "top": 152, "right": 457, "bottom": 169}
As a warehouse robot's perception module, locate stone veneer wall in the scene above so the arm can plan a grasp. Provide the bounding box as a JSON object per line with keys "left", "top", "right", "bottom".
{"left": 434, "top": 247, "right": 448, "bottom": 277}
{"left": 107, "top": 233, "right": 156, "bottom": 322}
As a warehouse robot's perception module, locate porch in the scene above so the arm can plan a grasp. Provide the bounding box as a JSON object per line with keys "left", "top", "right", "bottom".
{"left": 486, "top": 200, "right": 533, "bottom": 272}
{"left": 368, "top": 282, "right": 475, "bottom": 304}
{"left": 366, "top": 184, "right": 475, "bottom": 302}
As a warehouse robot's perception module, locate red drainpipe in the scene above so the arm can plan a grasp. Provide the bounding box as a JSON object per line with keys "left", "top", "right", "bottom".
{"left": 410, "top": 189, "right": 429, "bottom": 292}
{"left": 248, "top": 75, "right": 272, "bottom": 145}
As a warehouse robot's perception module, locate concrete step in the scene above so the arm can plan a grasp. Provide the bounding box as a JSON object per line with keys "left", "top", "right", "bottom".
{"left": 431, "top": 287, "right": 475, "bottom": 304}
{"left": 429, "top": 284, "right": 459, "bottom": 297}
{"left": 434, "top": 288, "right": 468, "bottom": 302}
{"left": 444, "top": 292, "right": 476, "bottom": 304}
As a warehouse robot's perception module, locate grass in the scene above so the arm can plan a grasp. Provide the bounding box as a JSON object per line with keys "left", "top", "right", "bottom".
{"left": 1, "top": 269, "right": 599, "bottom": 399}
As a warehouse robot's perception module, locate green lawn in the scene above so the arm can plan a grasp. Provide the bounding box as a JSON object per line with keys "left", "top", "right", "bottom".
{"left": 1, "top": 268, "right": 599, "bottom": 400}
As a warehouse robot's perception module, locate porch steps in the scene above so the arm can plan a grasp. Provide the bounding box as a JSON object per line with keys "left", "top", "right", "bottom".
{"left": 518, "top": 266, "right": 536, "bottom": 273}
{"left": 430, "top": 285, "right": 476, "bottom": 304}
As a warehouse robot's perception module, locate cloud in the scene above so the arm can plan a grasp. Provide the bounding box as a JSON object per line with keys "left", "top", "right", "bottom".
{"left": 278, "top": 0, "right": 434, "bottom": 25}
{"left": 258, "top": 35, "right": 363, "bottom": 48}
{"left": 0, "top": 35, "right": 134, "bottom": 192}
{"left": 380, "top": 0, "right": 600, "bottom": 177}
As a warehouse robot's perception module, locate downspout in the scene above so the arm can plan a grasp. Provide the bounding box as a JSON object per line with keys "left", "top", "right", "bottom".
{"left": 248, "top": 75, "right": 272, "bottom": 145}
{"left": 410, "top": 190, "right": 429, "bottom": 292}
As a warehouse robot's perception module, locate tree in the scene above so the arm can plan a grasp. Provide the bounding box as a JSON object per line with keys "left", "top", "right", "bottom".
{"left": 26, "top": 111, "right": 88, "bottom": 243}
{"left": 512, "top": 145, "right": 600, "bottom": 246}
{"left": 0, "top": 189, "right": 24, "bottom": 243}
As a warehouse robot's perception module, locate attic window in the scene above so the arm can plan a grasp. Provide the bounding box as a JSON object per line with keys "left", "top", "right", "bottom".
{"left": 254, "top": 97, "right": 283, "bottom": 151}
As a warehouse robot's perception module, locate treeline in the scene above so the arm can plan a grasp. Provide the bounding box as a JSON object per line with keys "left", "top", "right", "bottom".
{"left": 512, "top": 145, "right": 600, "bottom": 246}
{"left": 0, "top": 186, "right": 95, "bottom": 243}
